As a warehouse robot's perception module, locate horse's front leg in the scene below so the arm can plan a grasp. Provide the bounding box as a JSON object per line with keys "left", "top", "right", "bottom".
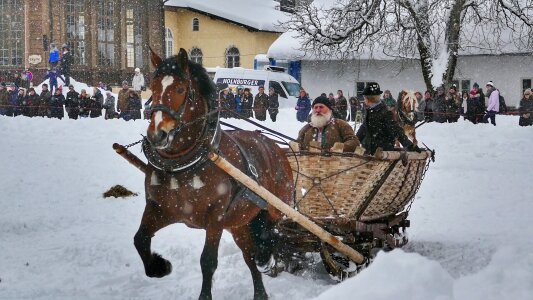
{"left": 231, "top": 225, "right": 268, "bottom": 300}
{"left": 199, "top": 218, "right": 224, "bottom": 300}
{"left": 134, "top": 201, "right": 173, "bottom": 278}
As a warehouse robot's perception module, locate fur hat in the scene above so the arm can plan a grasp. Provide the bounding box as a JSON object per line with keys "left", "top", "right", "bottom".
{"left": 486, "top": 81, "right": 494, "bottom": 87}
{"left": 312, "top": 95, "right": 334, "bottom": 111}
{"left": 362, "top": 82, "right": 383, "bottom": 96}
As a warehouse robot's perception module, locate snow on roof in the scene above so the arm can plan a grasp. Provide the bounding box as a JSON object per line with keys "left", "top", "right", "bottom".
{"left": 165, "top": 0, "right": 290, "bottom": 32}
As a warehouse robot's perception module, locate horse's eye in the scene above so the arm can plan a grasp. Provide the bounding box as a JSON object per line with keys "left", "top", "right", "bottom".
{"left": 176, "top": 88, "right": 185, "bottom": 94}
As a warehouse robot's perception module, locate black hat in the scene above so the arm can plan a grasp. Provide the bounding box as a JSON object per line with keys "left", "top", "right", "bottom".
{"left": 362, "top": 82, "right": 383, "bottom": 96}
{"left": 312, "top": 95, "right": 333, "bottom": 111}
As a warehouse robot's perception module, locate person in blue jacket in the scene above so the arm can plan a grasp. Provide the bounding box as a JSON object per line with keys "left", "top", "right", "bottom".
{"left": 295, "top": 88, "right": 311, "bottom": 122}
{"left": 49, "top": 43, "right": 60, "bottom": 68}
{"left": 43, "top": 69, "right": 65, "bottom": 94}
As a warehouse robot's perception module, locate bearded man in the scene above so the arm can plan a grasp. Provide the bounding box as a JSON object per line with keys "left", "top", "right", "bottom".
{"left": 296, "top": 96, "right": 359, "bottom": 152}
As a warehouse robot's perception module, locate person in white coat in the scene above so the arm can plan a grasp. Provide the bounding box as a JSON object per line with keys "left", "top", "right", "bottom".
{"left": 131, "top": 67, "right": 145, "bottom": 94}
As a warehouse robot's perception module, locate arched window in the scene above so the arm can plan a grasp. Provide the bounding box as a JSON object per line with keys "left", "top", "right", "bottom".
{"left": 225, "top": 47, "right": 240, "bottom": 68}
{"left": 192, "top": 18, "right": 199, "bottom": 31}
{"left": 190, "top": 47, "right": 203, "bottom": 65}
{"left": 165, "top": 28, "right": 174, "bottom": 57}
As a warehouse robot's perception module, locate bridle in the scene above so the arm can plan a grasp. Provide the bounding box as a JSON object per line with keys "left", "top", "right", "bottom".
{"left": 143, "top": 74, "right": 221, "bottom": 172}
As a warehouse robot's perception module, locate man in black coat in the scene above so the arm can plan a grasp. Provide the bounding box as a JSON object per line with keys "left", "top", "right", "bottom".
{"left": 60, "top": 45, "right": 73, "bottom": 86}
{"left": 65, "top": 84, "right": 80, "bottom": 119}
{"left": 356, "top": 82, "right": 419, "bottom": 155}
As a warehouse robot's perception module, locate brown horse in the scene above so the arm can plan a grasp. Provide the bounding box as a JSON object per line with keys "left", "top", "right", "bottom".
{"left": 396, "top": 90, "right": 419, "bottom": 146}
{"left": 134, "top": 48, "right": 294, "bottom": 300}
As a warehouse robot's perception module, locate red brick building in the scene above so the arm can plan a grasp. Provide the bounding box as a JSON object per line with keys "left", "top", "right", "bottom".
{"left": 0, "top": 0, "right": 164, "bottom": 86}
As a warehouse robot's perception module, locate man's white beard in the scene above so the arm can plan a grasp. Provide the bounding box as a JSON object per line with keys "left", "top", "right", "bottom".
{"left": 310, "top": 110, "right": 332, "bottom": 128}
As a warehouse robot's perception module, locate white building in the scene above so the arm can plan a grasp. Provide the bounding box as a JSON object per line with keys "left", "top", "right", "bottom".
{"left": 268, "top": 31, "right": 533, "bottom": 108}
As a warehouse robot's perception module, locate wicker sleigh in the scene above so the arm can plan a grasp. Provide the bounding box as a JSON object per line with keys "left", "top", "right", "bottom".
{"left": 286, "top": 149, "right": 432, "bottom": 222}
{"left": 273, "top": 147, "right": 433, "bottom": 280}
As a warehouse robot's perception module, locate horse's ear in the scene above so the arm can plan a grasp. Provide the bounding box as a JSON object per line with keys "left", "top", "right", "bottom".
{"left": 177, "top": 48, "right": 189, "bottom": 72}
{"left": 149, "top": 46, "right": 163, "bottom": 68}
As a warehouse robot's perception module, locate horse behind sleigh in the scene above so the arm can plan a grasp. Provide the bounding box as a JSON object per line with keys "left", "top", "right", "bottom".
{"left": 113, "top": 48, "right": 433, "bottom": 299}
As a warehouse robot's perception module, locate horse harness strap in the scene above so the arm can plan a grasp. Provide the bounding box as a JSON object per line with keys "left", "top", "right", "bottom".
{"left": 224, "top": 132, "right": 268, "bottom": 210}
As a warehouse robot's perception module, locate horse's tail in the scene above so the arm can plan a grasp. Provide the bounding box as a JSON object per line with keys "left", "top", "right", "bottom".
{"left": 249, "top": 210, "right": 277, "bottom": 271}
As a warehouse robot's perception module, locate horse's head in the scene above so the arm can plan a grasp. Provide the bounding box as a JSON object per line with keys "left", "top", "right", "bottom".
{"left": 400, "top": 90, "right": 419, "bottom": 121}
{"left": 146, "top": 48, "right": 216, "bottom": 151}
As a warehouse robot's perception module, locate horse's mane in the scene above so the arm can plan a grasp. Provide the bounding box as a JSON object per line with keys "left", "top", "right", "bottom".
{"left": 153, "top": 55, "right": 216, "bottom": 100}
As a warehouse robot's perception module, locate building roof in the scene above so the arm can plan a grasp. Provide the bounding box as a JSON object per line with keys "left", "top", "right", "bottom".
{"left": 165, "top": 0, "right": 290, "bottom": 33}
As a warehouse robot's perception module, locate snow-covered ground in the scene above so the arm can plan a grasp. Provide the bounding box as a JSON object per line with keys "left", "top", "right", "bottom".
{"left": 1, "top": 109, "right": 532, "bottom": 300}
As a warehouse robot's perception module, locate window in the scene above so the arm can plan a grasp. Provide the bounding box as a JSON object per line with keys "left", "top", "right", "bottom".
{"left": 97, "top": 0, "right": 116, "bottom": 66}
{"left": 126, "top": 8, "right": 135, "bottom": 67}
{"left": 282, "top": 81, "right": 301, "bottom": 97}
{"left": 0, "top": 0, "right": 24, "bottom": 66}
{"left": 165, "top": 28, "right": 174, "bottom": 57}
{"left": 225, "top": 47, "right": 240, "bottom": 68}
{"left": 523, "top": 78, "right": 532, "bottom": 92}
{"left": 66, "top": 0, "right": 86, "bottom": 65}
{"left": 190, "top": 47, "right": 202, "bottom": 65}
{"left": 451, "top": 79, "right": 470, "bottom": 93}
{"left": 192, "top": 18, "right": 199, "bottom": 31}
{"left": 125, "top": 4, "right": 143, "bottom": 68}
{"left": 269, "top": 81, "right": 287, "bottom": 98}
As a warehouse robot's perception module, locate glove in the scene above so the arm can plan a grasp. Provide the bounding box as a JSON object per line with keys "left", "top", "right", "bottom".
{"left": 409, "top": 144, "right": 422, "bottom": 153}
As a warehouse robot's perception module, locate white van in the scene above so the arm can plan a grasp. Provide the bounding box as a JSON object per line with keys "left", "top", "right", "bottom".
{"left": 208, "top": 66, "right": 301, "bottom": 108}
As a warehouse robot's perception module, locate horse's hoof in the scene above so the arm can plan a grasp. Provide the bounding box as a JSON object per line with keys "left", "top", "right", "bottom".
{"left": 146, "top": 253, "right": 172, "bottom": 278}
{"left": 257, "top": 255, "right": 277, "bottom": 277}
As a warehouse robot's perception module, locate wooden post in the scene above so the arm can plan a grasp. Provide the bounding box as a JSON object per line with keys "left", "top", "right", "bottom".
{"left": 113, "top": 143, "right": 148, "bottom": 174}
{"left": 208, "top": 152, "right": 366, "bottom": 264}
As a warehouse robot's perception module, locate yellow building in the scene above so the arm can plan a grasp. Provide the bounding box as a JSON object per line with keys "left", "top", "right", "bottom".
{"left": 164, "top": 0, "right": 289, "bottom": 69}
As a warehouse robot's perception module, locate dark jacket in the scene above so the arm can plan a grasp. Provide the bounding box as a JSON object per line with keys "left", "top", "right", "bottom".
{"left": 103, "top": 95, "right": 116, "bottom": 119}
{"left": 79, "top": 95, "right": 91, "bottom": 118}
{"left": 89, "top": 90, "right": 103, "bottom": 118}
{"left": 356, "top": 101, "right": 413, "bottom": 155}
{"left": 432, "top": 93, "right": 447, "bottom": 123}
{"left": 335, "top": 95, "right": 348, "bottom": 120}
{"left": 267, "top": 93, "right": 279, "bottom": 113}
{"left": 0, "top": 88, "right": 9, "bottom": 115}
{"left": 298, "top": 118, "right": 358, "bottom": 152}
{"left": 65, "top": 90, "right": 80, "bottom": 119}
{"left": 38, "top": 90, "right": 51, "bottom": 117}
{"left": 60, "top": 51, "right": 73, "bottom": 75}
{"left": 241, "top": 93, "right": 253, "bottom": 118}
{"left": 296, "top": 95, "right": 311, "bottom": 122}
{"left": 25, "top": 93, "right": 40, "bottom": 117}
{"left": 253, "top": 92, "right": 269, "bottom": 121}
{"left": 518, "top": 97, "right": 533, "bottom": 126}
{"left": 127, "top": 94, "right": 142, "bottom": 120}
{"left": 49, "top": 93, "right": 65, "bottom": 119}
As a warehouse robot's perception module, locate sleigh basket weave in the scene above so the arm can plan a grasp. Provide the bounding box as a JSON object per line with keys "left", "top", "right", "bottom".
{"left": 286, "top": 150, "right": 430, "bottom": 221}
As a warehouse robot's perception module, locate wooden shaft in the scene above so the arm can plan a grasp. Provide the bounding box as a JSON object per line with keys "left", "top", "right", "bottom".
{"left": 113, "top": 143, "right": 148, "bottom": 174}
{"left": 208, "top": 152, "right": 365, "bottom": 264}
{"left": 375, "top": 150, "right": 431, "bottom": 160}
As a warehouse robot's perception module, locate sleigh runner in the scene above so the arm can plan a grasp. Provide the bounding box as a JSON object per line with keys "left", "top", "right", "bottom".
{"left": 276, "top": 146, "right": 433, "bottom": 280}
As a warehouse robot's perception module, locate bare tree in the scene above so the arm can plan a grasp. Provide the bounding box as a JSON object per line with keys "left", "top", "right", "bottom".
{"left": 282, "top": 0, "right": 533, "bottom": 91}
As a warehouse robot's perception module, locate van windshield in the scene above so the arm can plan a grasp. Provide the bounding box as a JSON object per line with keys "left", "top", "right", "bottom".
{"left": 282, "top": 82, "right": 301, "bottom": 97}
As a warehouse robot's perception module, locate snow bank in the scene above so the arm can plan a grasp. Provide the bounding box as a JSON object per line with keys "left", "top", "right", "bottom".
{"left": 1, "top": 109, "right": 533, "bottom": 299}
